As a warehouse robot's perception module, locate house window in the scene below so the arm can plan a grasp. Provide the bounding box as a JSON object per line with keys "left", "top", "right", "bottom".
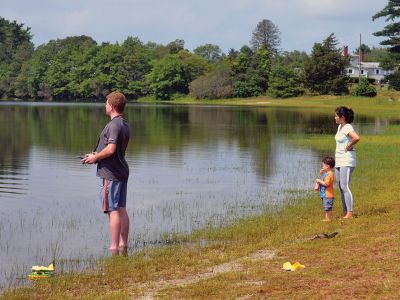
{"left": 348, "top": 69, "right": 353, "bottom": 74}
{"left": 361, "top": 70, "right": 365, "bottom": 75}
{"left": 375, "top": 69, "right": 380, "bottom": 75}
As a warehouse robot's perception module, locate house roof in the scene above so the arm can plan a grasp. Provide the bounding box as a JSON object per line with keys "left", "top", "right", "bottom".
{"left": 361, "top": 62, "right": 380, "bottom": 68}
{"left": 347, "top": 55, "right": 381, "bottom": 69}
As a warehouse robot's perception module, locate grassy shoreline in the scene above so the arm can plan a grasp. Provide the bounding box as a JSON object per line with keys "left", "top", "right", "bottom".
{"left": 3, "top": 93, "right": 400, "bottom": 299}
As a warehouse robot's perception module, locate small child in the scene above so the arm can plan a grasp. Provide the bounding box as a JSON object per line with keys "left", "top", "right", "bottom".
{"left": 315, "top": 156, "right": 335, "bottom": 222}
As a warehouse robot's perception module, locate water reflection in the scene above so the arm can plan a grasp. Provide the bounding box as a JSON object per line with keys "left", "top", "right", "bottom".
{"left": 0, "top": 102, "right": 393, "bottom": 289}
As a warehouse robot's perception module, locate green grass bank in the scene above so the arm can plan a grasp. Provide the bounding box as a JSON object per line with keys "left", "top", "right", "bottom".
{"left": 3, "top": 92, "right": 400, "bottom": 299}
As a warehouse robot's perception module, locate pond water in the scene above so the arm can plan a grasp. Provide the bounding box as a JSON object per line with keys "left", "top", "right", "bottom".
{"left": 0, "top": 102, "right": 385, "bottom": 289}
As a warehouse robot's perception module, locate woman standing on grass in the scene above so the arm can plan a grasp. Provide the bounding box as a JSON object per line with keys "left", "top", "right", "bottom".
{"left": 334, "top": 106, "right": 360, "bottom": 219}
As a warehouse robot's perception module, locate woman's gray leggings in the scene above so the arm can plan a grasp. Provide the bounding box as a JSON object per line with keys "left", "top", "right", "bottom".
{"left": 335, "top": 166, "right": 355, "bottom": 212}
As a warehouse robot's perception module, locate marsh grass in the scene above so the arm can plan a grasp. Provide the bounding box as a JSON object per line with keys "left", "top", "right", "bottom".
{"left": 3, "top": 95, "right": 400, "bottom": 299}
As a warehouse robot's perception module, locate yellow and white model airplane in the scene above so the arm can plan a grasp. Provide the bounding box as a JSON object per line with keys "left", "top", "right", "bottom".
{"left": 28, "top": 262, "right": 55, "bottom": 279}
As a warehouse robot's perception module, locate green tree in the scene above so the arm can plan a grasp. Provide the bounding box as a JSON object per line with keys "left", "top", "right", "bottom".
{"left": 144, "top": 39, "right": 185, "bottom": 59}
{"left": 227, "top": 48, "right": 238, "bottom": 59}
{"left": 88, "top": 42, "right": 123, "bottom": 98}
{"left": 354, "top": 43, "right": 372, "bottom": 55}
{"left": 276, "top": 50, "right": 309, "bottom": 68}
{"left": 269, "top": 52, "right": 306, "bottom": 98}
{"left": 373, "top": 1, "right": 400, "bottom": 48}
{"left": 250, "top": 46, "right": 271, "bottom": 92}
{"left": 145, "top": 41, "right": 170, "bottom": 59}
{"left": 68, "top": 44, "right": 100, "bottom": 99}
{"left": 231, "top": 46, "right": 257, "bottom": 97}
{"left": 193, "top": 44, "right": 223, "bottom": 64}
{"left": 363, "top": 46, "right": 399, "bottom": 70}
{"left": 22, "top": 36, "right": 98, "bottom": 100}
{"left": 0, "top": 17, "right": 34, "bottom": 98}
{"left": 115, "top": 36, "right": 152, "bottom": 98}
{"left": 83, "top": 38, "right": 153, "bottom": 100}
{"left": 229, "top": 45, "right": 271, "bottom": 98}
{"left": 25, "top": 40, "right": 61, "bottom": 99}
{"left": 304, "top": 33, "right": 349, "bottom": 95}
{"left": 269, "top": 65, "right": 304, "bottom": 98}
{"left": 386, "top": 70, "right": 400, "bottom": 90}
{"left": 43, "top": 36, "right": 97, "bottom": 99}
{"left": 166, "top": 39, "right": 185, "bottom": 54}
{"left": 24, "top": 35, "right": 153, "bottom": 100}
{"left": 250, "top": 19, "right": 281, "bottom": 56}
{"left": 231, "top": 46, "right": 252, "bottom": 75}
{"left": 372, "top": 1, "right": 400, "bottom": 73}
{"left": 13, "top": 60, "right": 31, "bottom": 98}
{"left": 147, "top": 50, "right": 210, "bottom": 100}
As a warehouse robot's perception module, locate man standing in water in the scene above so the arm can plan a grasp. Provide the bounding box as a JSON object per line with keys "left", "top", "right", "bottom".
{"left": 82, "top": 91, "right": 130, "bottom": 254}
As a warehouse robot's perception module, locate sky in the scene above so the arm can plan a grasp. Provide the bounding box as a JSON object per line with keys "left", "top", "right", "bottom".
{"left": 1, "top": 0, "right": 390, "bottom": 54}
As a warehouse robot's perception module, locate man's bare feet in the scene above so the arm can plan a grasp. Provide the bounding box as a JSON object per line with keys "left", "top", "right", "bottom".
{"left": 322, "top": 218, "right": 331, "bottom": 222}
{"left": 109, "top": 248, "right": 119, "bottom": 256}
{"left": 119, "top": 248, "right": 128, "bottom": 257}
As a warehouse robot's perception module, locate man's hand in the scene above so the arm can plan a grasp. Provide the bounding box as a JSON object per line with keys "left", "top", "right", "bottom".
{"left": 81, "top": 152, "right": 98, "bottom": 164}
{"left": 81, "top": 144, "right": 116, "bottom": 164}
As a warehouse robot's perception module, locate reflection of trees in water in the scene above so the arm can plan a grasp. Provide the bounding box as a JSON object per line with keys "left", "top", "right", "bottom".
{"left": 271, "top": 109, "right": 335, "bottom": 135}
{"left": 185, "top": 106, "right": 273, "bottom": 178}
{"left": 27, "top": 106, "right": 105, "bottom": 151}
{"left": 0, "top": 105, "right": 106, "bottom": 177}
{"left": 1, "top": 104, "right": 388, "bottom": 181}
{"left": 0, "top": 107, "right": 31, "bottom": 195}
{"left": 231, "top": 109, "right": 272, "bottom": 178}
{"left": 270, "top": 108, "right": 381, "bottom": 136}
{"left": 0, "top": 104, "right": 275, "bottom": 178}
{"left": 0, "top": 107, "right": 31, "bottom": 168}
{"left": 127, "top": 105, "right": 190, "bottom": 155}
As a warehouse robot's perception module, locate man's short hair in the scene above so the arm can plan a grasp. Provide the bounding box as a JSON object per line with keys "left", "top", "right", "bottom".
{"left": 107, "top": 92, "right": 126, "bottom": 113}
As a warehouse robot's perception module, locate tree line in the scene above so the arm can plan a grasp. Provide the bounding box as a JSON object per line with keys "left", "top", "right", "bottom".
{"left": 1, "top": 2, "right": 399, "bottom": 101}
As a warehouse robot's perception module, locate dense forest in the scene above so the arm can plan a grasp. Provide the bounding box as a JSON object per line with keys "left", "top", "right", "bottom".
{"left": 0, "top": 11, "right": 397, "bottom": 101}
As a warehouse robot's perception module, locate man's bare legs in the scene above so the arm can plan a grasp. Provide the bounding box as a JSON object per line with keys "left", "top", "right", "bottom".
{"left": 108, "top": 208, "right": 129, "bottom": 252}
{"left": 108, "top": 211, "right": 121, "bottom": 251}
{"left": 118, "top": 207, "right": 129, "bottom": 249}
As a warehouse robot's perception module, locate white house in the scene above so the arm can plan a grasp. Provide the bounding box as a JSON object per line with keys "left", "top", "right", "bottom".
{"left": 343, "top": 46, "right": 394, "bottom": 83}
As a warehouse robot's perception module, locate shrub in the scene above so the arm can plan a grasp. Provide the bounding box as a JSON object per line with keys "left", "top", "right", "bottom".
{"left": 350, "top": 78, "right": 377, "bottom": 97}
{"left": 189, "top": 67, "right": 233, "bottom": 99}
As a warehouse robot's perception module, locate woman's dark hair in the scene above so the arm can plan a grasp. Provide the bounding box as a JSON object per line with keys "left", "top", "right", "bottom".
{"left": 335, "top": 106, "right": 354, "bottom": 123}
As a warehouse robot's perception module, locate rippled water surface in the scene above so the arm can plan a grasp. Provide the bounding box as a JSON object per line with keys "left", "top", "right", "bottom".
{"left": 0, "top": 102, "right": 386, "bottom": 289}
